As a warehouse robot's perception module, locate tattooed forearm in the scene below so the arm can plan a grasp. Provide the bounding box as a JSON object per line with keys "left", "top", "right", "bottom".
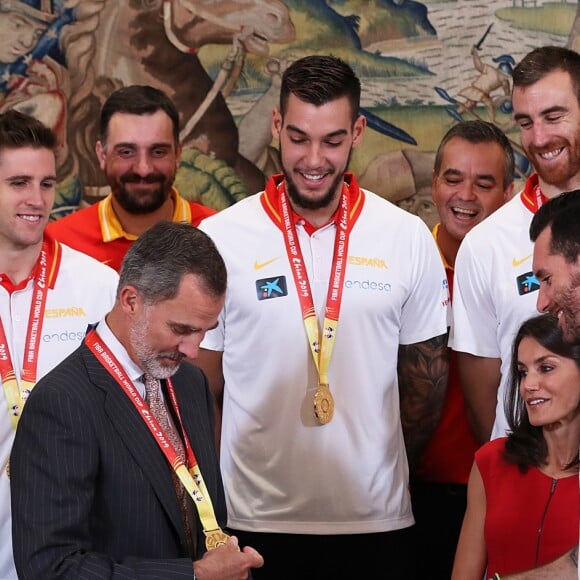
{"left": 397, "top": 332, "right": 449, "bottom": 470}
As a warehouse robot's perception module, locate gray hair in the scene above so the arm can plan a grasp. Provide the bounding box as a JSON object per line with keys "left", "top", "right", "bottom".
{"left": 118, "top": 221, "right": 226, "bottom": 303}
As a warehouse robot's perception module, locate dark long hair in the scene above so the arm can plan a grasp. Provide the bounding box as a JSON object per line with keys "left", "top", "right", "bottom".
{"left": 504, "top": 313, "right": 580, "bottom": 471}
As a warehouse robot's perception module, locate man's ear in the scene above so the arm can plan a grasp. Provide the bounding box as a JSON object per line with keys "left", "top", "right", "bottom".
{"left": 352, "top": 114, "right": 366, "bottom": 148}
{"left": 431, "top": 170, "right": 438, "bottom": 204}
{"left": 272, "top": 108, "right": 282, "bottom": 142}
{"left": 175, "top": 143, "right": 183, "bottom": 172}
{"left": 95, "top": 141, "right": 106, "bottom": 172}
{"left": 504, "top": 181, "right": 515, "bottom": 202}
{"left": 119, "top": 286, "right": 139, "bottom": 313}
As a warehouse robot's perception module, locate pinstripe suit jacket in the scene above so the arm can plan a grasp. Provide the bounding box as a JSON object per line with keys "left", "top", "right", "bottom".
{"left": 10, "top": 342, "right": 227, "bottom": 579}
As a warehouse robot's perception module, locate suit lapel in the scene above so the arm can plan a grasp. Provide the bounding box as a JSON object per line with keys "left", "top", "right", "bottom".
{"left": 81, "top": 345, "right": 186, "bottom": 542}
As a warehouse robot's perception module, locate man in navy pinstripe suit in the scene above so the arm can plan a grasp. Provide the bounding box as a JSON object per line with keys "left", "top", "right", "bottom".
{"left": 10, "top": 221, "right": 263, "bottom": 579}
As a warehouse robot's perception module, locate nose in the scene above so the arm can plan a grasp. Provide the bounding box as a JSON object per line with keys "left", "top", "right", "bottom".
{"left": 133, "top": 151, "right": 154, "bottom": 176}
{"left": 457, "top": 180, "right": 477, "bottom": 201}
{"left": 521, "top": 373, "right": 539, "bottom": 393}
{"left": 304, "top": 143, "right": 323, "bottom": 167}
{"left": 21, "top": 28, "right": 37, "bottom": 51}
{"left": 531, "top": 122, "right": 551, "bottom": 148}
{"left": 25, "top": 183, "right": 45, "bottom": 207}
{"left": 177, "top": 335, "right": 202, "bottom": 361}
{"left": 536, "top": 286, "right": 553, "bottom": 314}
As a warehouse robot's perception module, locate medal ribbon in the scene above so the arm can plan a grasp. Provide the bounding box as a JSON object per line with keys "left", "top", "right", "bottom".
{"left": 0, "top": 241, "right": 53, "bottom": 429}
{"left": 85, "top": 330, "right": 227, "bottom": 546}
{"left": 278, "top": 182, "right": 352, "bottom": 386}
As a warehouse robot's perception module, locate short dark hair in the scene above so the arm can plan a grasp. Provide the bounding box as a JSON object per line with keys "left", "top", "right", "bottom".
{"left": 279, "top": 55, "right": 361, "bottom": 124}
{"left": 433, "top": 120, "right": 515, "bottom": 189}
{"left": 504, "top": 313, "right": 580, "bottom": 471}
{"left": 118, "top": 221, "right": 227, "bottom": 303}
{"left": 99, "top": 85, "right": 180, "bottom": 146}
{"left": 512, "top": 46, "right": 580, "bottom": 103}
{"left": 529, "top": 189, "right": 580, "bottom": 263}
{"left": 0, "top": 109, "right": 56, "bottom": 154}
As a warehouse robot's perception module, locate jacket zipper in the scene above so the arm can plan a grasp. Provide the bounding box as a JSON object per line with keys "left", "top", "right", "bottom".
{"left": 534, "top": 478, "right": 557, "bottom": 567}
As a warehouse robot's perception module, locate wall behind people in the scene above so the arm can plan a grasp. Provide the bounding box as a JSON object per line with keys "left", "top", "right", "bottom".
{"left": 0, "top": 0, "right": 578, "bottom": 227}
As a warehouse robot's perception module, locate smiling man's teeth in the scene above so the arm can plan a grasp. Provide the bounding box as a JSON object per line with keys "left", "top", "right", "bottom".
{"left": 303, "top": 173, "right": 324, "bottom": 181}
{"left": 540, "top": 148, "right": 563, "bottom": 159}
{"left": 452, "top": 207, "right": 477, "bottom": 216}
{"left": 19, "top": 215, "right": 41, "bottom": 222}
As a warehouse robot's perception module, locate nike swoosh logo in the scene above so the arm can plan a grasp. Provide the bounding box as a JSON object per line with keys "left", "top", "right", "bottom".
{"left": 512, "top": 254, "right": 532, "bottom": 267}
{"left": 253, "top": 257, "right": 280, "bottom": 270}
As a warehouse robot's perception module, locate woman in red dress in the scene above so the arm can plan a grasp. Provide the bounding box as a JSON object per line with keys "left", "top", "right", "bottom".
{"left": 452, "top": 313, "right": 580, "bottom": 579}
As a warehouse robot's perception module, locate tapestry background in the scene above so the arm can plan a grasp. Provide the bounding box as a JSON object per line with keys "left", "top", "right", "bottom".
{"left": 1, "top": 0, "right": 578, "bottom": 228}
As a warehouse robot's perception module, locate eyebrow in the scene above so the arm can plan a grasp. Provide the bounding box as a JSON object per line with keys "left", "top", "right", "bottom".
{"left": 441, "top": 168, "right": 496, "bottom": 182}
{"left": 518, "top": 354, "right": 558, "bottom": 366}
{"left": 285, "top": 125, "right": 348, "bottom": 139}
{"left": 441, "top": 168, "right": 462, "bottom": 177}
{"left": 112, "top": 142, "right": 173, "bottom": 150}
{"left": 170, "top": 320, "right": 220, "bottom": 333}
{"left": 5, "top": 174, "right": 56, "bottom": 182}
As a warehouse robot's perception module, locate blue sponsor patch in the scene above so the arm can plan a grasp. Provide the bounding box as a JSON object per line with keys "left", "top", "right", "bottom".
{"left": 256, "top": 276, "right": 288, "bottom": 300}
{"left": 516, "top": 272, "right": 540, "bottom": 295}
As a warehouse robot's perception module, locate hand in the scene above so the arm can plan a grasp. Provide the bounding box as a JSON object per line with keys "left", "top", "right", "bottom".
{"left": 194, "top": 536, "right": 264, "bottom": 580}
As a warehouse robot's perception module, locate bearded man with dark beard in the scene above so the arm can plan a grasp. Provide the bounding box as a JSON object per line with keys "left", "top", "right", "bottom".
{"left": 46, "top": 85, "right": 216, "bottom": 272}
{"left": 195, "top": 55, "right": 450, "bottom": 580}
{"left": 449, "top": 46, "right": 580, "bottom": 445}
{"left": 505, "top": 188, "right": 580, "bottom": 580}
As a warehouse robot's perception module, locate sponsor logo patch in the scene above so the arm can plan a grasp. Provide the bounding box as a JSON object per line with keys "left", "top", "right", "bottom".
{"left": 516, "top": 272, "right": 540, "bottom": 295}
{"left": 256, "top": 276, "right": 288, "bottom": 300}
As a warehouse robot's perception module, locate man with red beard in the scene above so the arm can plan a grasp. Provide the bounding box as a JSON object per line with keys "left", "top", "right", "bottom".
{"left": 46, "top": 85, "right": 216, "bottom": 272}
{"left": 450, "top": 46, "right": 580, "bottom": 444}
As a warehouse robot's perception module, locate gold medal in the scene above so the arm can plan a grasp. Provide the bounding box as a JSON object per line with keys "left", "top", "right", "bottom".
{"left": 204, "top": 529, "right": 231, "bottom": 550}
{"left": 314, "top": 383, "right": 334, "bottom": 424}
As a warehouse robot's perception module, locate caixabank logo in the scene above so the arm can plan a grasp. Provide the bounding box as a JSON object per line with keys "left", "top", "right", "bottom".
{"left": 516, "top": 272, "right": 540, "bottom": 296}
{"left": 256, "top": 276, "right": 288, "bottom": 301}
